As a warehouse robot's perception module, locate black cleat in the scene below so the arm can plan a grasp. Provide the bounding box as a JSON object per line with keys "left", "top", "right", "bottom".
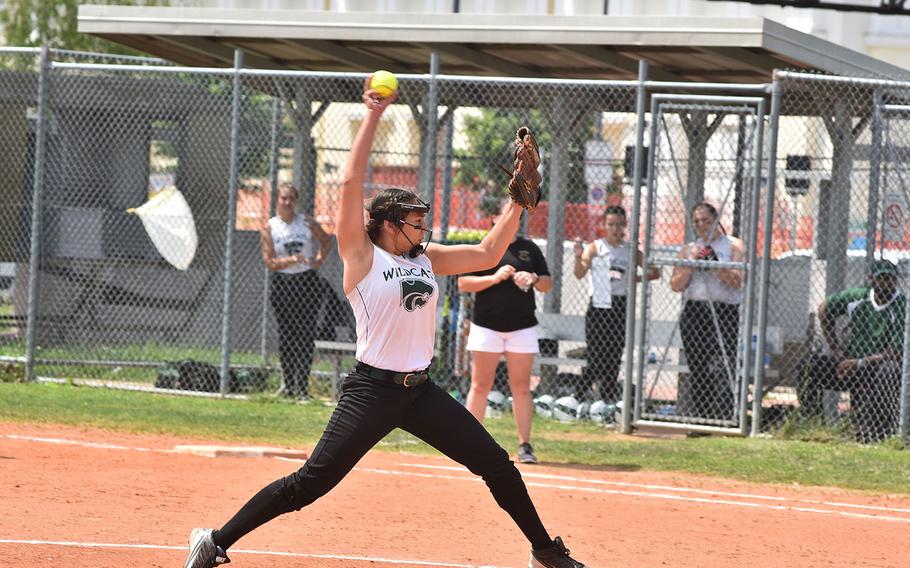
{"left": 530, "top": 536, "right": 588, "bottom": 568}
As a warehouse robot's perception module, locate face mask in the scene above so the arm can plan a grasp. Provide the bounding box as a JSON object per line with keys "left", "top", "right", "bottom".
{"left": 393, "top": 198, "right": 432, "bottom": 258}
{"left": 398, "top": 218, "right": 433, "bottom": 257}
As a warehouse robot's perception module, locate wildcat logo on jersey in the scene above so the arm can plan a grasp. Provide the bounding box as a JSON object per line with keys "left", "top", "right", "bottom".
{"left": 284, "top": 240, "right": 305, "bottom": 255}
{"left": 400, "top": 279, "right": 435, "bottom": 312}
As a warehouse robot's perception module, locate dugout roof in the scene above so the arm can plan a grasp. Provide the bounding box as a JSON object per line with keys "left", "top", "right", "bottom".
{"left": 77, "top": 6, "right": 908, "bottom": 83}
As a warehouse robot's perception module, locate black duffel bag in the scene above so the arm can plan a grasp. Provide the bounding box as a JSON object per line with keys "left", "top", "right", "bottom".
{"left": 156, "top": 360, "right": 269, "bottom": 393}
{"left": 228, "top": 367, "right": 269, "bottom": 393}
{"left": 155, "top": 360, "right": 220, "bottom": 392}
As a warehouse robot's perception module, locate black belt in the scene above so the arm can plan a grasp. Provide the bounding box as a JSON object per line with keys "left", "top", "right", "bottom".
{"left": 355, "top": 362, "right": 430, "bottom": 387}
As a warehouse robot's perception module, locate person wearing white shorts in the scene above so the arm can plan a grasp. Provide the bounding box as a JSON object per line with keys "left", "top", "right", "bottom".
{"left": 466, "top": 323, "right": 540, "bottom": 354}
{"left": 459, "top": 198, "right": 551, "bottom": 464}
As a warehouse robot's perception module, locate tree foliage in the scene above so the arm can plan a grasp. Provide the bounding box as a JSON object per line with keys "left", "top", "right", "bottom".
{"left": 1, "top": 0, "right": 167, "bottom": 54}
{"left": 453, "top": 108, "right": 597, "bottom": 204}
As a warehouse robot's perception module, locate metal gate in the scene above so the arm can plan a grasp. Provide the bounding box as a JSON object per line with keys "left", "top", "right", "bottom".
{"left": 631, "top": 93, "right": 767, "bottom": 433}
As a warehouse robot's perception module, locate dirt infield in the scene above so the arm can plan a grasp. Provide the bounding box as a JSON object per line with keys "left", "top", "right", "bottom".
{"left": 1, "top": 422, "right": 908, "bottom": 567}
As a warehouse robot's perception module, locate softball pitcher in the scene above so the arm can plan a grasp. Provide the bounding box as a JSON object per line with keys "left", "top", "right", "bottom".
{"left": 182, "top": 76, "right": 588, "bottom": 568}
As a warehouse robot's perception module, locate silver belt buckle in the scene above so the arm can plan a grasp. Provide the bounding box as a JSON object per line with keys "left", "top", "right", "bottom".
{"left": 402, "top": 373, "right": 421, "bottom": 387}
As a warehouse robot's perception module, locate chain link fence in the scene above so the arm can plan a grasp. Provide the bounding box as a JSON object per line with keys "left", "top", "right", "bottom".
{"left": 765, "top": 72, "right": 910, "bottom": 444}
{"left": 0, "top": 49, "right": 39, "bottom": 375}
{"left": 1, "top": 46, "right": 908, "bottom": 442}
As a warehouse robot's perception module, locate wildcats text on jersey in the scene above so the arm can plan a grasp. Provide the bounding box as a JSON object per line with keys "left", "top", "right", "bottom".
{"left": 383, "top": 266, "right": 433, "bottom": 280}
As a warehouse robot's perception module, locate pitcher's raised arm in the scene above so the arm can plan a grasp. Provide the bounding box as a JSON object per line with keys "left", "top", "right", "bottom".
{"left": 337, "top": 77, "right": 396, "bottom": 290}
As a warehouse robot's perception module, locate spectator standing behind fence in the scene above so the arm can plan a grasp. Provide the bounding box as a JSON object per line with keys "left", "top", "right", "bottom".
{"left": 797, "top": 259, "right": 905, "bottom": 443}
{"left": 458, "top": 197, "right": 552, "bottom": 465}
{"left": 670, "top": 202, "right": 744, "bottom": 421}
{"left": 573, "top": 206, "right": 660, "bottom": 405}
{"left": 260, "top": 183, "right": 332, "bottom": 400}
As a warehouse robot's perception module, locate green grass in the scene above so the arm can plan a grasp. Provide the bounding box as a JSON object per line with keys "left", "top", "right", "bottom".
{"left": 2, "top": 381, "right": 910, "bottom": 494}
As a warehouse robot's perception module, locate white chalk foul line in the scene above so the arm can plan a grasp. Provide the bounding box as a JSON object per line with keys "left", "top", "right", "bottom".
{"left": 0, "top": 539, "right": 507, "bottom": 568}
{"left": 353, "top": 466, "right": 910, "bottom": 524}
{"left": 8, "top": 434, "right": 910, "bottom": 524}
{"left": 396, "top": 462, "right": 910, "bottom": 516}
{"left": 2, "top": 434, "right": 173, "bottom": 454}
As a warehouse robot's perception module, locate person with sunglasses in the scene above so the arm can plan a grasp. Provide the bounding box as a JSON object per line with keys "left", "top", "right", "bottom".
{"left": 182, "top": 77, "right": 589, "bottom": 568}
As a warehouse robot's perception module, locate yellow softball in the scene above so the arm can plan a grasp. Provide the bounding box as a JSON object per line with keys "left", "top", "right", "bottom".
{"left": 370, "top": 70, "right": 399, "bottom": 98}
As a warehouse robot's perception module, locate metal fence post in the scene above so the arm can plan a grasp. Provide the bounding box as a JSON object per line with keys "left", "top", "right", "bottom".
{"left": 866, "top": 89, "right": 883, "bottom": 273}
{"left": 750, "top": 77, "right": 782, "bottom": 436}
{"left": 732, "top": 116, "right": 748, "bottom": 236}
{"left": 900, "top": 262, "right": 910, "bottom": 442}
{"left": 422, "top": 53, "right": 440, "bottom": 226}
{"left": 739, "top": 98, "right": 766, "bottom": 436}
{"left": 824, "top": 101, "right": 853, "bottom": 299}
{"left": 621, "top": 60, "right": 648, "bottom": 434}
{"left": 260, "top": 97, "right": 281, "bottom": 367}
{"left": 220, "top": 49, "right": 244, "bottom": 395}
{"left": 440, "top": 110, "right": 455, "bottom": 240}
{"left": 24, "top": 45, "right": 51, "bottom": 382}
{"left": 632, "top": 97, "right": 659, "bottom": 425}
{"left": 544, "top": 96, "right": 568, "bottom": 315}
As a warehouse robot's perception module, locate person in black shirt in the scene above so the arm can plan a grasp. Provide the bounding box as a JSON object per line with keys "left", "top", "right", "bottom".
{"left": 458, "top": 197, "right": 552, "bottom": 464}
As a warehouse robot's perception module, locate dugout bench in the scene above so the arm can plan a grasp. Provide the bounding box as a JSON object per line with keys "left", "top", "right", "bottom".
{"left": 314, "top": 335, "right": 442, "bottom": 401}
{"left": 313, "top": 339, "right": 357, "bottom": 401}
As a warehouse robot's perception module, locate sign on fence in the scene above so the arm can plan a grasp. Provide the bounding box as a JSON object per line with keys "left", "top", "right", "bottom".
{"left": 883, "top": 192, "right": 908, "bottom": 242}
{"left": 584, "top": 139, "right": 613, "bottom": 206}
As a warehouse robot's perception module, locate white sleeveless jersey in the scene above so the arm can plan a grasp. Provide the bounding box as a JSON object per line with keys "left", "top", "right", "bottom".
{"left": 686, "top": 234, "right": 742, "bottom": 305}
{"left": 590, "top": 239, "right": 631, "bottom": 309}
{"left": 268, "top": 214, "right": 315, "bottom": 274}
{"left": 346, "top": 245, "right": 439, "bottom": 372}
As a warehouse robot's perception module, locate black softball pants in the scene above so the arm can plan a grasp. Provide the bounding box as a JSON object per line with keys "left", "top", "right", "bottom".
{"left": 679, "top": 300, "right": 739, "bottom": 421}
{"left": 212, "top": 371, "right": 552, "bottom": 551}
{"left": 797, "top": 356, "right": 901, "bottom": 443}
{"left": 583, "top": 297, "right": 627, "bottom": 402}
{"left": 270, "top": 270, "right": 320, "bottom": 397}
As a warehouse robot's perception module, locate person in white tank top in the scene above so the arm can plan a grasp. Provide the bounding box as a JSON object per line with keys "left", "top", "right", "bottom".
{"left": 259, "top": 183, "right": 332, "bottom": 399}
{"left": 572, "top": 205, "right": 660, "bottom": 404}
{"left": 183, "top": 76, "right": 590, "bottom": 568}
{"left": 670, "top": 202, "right": 745, "bottom": 421}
